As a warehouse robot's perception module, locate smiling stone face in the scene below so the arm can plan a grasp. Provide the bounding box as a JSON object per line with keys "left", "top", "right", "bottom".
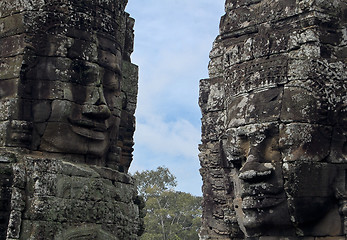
{"left": 4, "top": 0, "right": 139, "bottom": 171}
{"left": 27, "top": 32, "right": 123, "bottom": 160}
{"left": 0, "top": 1, "right": 142, "bottom": 239}
{"left": 222, "top": 91, "right": 340, "bottom": 235}
{"left": 223, "top": 122, "right": 291, "bottom": 234}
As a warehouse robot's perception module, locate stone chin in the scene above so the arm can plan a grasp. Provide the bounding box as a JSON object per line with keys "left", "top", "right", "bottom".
{"left": 238, "top": 200, "right": 293, "bottom": 235}
{"left": 241, "top": 195, "right": 285, "bottom": 210}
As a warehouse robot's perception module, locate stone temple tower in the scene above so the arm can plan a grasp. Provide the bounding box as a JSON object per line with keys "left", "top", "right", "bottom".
{"left": 199, "top": 0, "right": 347, "bottom": 239}
{"left": 0, "top": 0, "right": 143, "bottom": 239}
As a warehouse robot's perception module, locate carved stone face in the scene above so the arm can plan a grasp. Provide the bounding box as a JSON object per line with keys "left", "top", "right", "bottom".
{"left": 224, "top": 122, "right": 292, "bottom": 234}
{"left": 223, "top": 88, "right": 341, "bottom": 236}
{"left": 27, "top": 31, "right": 122, "bottom": 159}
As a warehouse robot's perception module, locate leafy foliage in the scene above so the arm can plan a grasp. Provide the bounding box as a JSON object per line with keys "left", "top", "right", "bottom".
{"left": 134, "top": 167, "right": 202, "bottom": 240}
{"left": 134, "top": 166, "right": 177, "bottom": 200}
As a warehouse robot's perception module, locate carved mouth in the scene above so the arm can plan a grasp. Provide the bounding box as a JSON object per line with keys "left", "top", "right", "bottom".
{"left": 240, "top": 182, "right": 285, "bottom": 209}
{"left": 241, "top": 183, "right": 283, "bottom": 198}
{"left": 68, "top": 118, "right": 108, "bottom": 140}
{"left": 242, "top": 194, "right": 285, "bottom": 209}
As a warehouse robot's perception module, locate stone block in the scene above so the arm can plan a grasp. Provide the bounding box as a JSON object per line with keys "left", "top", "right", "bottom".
{"left": 0, "top": 0, "right": 44, "bottom": 18}
{"left": 208, "top": 54, "right": 224, "bottom": 78}
{"left": 281, "top": 87, "right": 329, "bottom": 124}
{"left": 0, "top": 14, "right": 25, "bottom": 38}
{"left": 225, "top": 56, "right": 288, "bottom": 97}
{"left": 0, "top": 121, "right": 10, "bottom": 146}
{"left": 0, "top": 35, "right": 26, "bottom": 57}
{"left": 0, "top": 99, "right": 20, "bottom": 121}
{"left": 220, "top": 0, "right": 297, "bottom": 36}
{"left": 12, "top": 163, "right": 25, "bottom": 189}
{"left": 201, "top": 111, "right": 226, "bottom": 142}
{"left": 90, "top": 165, "right": 134, "bottom": 184}
{"left": 0, "top": 79, "right": 20, "bottom": 100}
{"left": 20, "top": 219, "right": 62, "bottom": 240}
{"left": 25, "top": 57, "right": 73, "bottom": 82}
{"left": 59, "top": 161, "right": 100, "bottom": 178}
{"left": 315, "top": 237, "right": 346, "bottom": 240}
{"left": 32, "top": 101, "right": 52, "bottom": 122}
{"left": 259, "top": 237, "right": 308, "bottom": 240}
{"left": 283, "top": 161, "right": 336, "bottom": 197}
{"left": 122, "top": 61, "right": 138, "bottom": 113}
{"left": 6, "top": 210, "right": 22, "bottom": 239}
{"left": 23, "top": 80, "right": 65, "bottom": 101}
{"left": 10, "top": 187, "right": 25, "bottom": 211}
{"left": 279, "top": 123, "right": 331, "bottom": 162}
{"left": 67, "top": 38, "right": 98, "bottom": 62}
{"left": 199, "top": 77, "right": 225, "bottom": 113}
{"left": 226, "top": 88, "right": 283, "bottom": 128}
{"left": 0, "top": 56, "right": 23, "bottom": 80}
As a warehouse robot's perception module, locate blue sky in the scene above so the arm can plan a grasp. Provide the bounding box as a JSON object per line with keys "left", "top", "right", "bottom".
{"left": 126, "top": 1, "right": 225, "bottom": 196}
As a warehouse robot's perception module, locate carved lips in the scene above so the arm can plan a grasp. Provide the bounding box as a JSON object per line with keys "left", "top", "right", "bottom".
{"left": 242, "top": 194, "right": 285, "bottom": 209}
{"left": 239, "top": 165, "right": 286, "bottom": 210}
{"left": 240, "top": 180, "right": 286, "bottom": 209}
{"left": 68, "top": 118, "right": 109, "bottom": 141}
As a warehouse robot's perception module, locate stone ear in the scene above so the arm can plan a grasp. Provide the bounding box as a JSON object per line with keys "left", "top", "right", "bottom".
{"left": 220, "top": 138, "right": 239, "bottom": 169}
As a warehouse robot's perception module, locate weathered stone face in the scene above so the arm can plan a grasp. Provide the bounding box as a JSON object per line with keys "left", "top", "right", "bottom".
{"left": 0, "top": 0, "right": 138, "bottom": 171}
{"left": 28, "top": 31, "right": 122, "bottom": 159}
{"left": 0, "top": 0, "right": 142, "bottom": 239}
{"left": 199, "top": 0, "right": 347, "bottom": 239}
{"left": 222, "top": 110, "right": 339, "bottom": 236}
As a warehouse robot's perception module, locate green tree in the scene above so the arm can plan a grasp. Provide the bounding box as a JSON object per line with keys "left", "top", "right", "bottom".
{"left": 134, "top": 166, "right": 177, "bottom": 200}
{"left": 134, "top": 167, "right": 202, "bottom": 240}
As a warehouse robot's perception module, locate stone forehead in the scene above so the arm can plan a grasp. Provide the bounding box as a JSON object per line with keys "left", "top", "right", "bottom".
{"left": 0, "top": 0, "right": 127, "bottom": 12}
{"left": 225, "top": 84, "right": 345, "bottom": 128}
{"left": 226, "top": 122, "right": 331, "bottom": 144}
{"left": 0, "top": 0, "right": 129, "bottom": 45}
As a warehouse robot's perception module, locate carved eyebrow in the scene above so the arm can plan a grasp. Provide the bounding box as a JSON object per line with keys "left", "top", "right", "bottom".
{"left": 236, "top": 128, "right": 277, "bottom": 141}
{"left": 236, "top": 128, "right": 260, "bottom": 137}
{"left": 236, "top": 122, "right": 279, "bottom": 134}
{"left": 236, "top": 132, "right": 248, "bottom": 139}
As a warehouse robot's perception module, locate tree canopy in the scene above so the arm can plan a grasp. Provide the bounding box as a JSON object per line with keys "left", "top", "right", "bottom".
{"left": 133, "top": 167, "right": 202, "bottom": 240}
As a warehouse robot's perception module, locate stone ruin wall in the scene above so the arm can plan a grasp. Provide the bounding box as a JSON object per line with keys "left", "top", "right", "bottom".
{"left": 0, "top": 0, "right": 143, "bottom": 239}
{"left": 199, "top": 0, "right": 347, "bottom": 239}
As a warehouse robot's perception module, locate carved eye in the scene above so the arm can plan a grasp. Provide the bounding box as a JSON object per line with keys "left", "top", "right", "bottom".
{"left": 71, "top": 60, "right": 99, "bottom": 85}
{"left": 238, "top": 133, "right": 247, "bottom": 140}
{"left": 254, "top": 133, "right": 266, "bottom": 144}
{"left": 225, "top": 147, "right": 246, "bottom": 169}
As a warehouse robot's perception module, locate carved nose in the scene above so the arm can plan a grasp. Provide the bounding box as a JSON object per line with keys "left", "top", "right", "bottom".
{"left": 90, "top": 85, "right": 108, "bottom": 105}
{"left": 82, "top": 85, "right": 111, "bottom": 120}
{"left": 239, "top": 155, "right": 274, "bottom": 181}
{"left": 82, "top": 104, "right": 111, "bottom": 120}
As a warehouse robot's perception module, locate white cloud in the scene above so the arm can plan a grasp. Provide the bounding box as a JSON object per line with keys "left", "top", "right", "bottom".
{"left": 135, "top": 114, "right": 200, "bottom": 159}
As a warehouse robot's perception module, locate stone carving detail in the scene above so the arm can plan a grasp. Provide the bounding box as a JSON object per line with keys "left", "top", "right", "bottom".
{"left": 0, "top": 0, "right": 143, "bottom": 239}
{"left": 199, "top": 0, "right": 347, "bottom": 239}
